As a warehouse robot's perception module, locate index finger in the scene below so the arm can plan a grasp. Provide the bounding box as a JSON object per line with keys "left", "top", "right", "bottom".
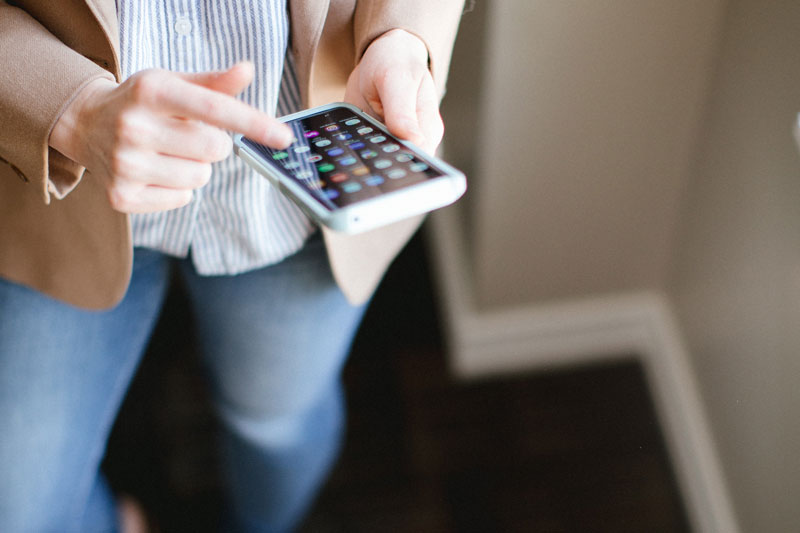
{"left": 150, "top": 73, "right": 293, "bottom": 148}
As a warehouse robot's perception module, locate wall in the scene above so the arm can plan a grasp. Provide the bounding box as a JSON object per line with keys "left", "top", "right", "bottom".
{"left": 670, "top": 1, "right": 800, "bottom": 531}
{"left": 435, "top": 0, "right": 800, "bottom": 530}
{"left": 441, "top": 0, "right": 727, "bottom": 309}
{"left": 434, "top": 1, "right": 746, "bottom": 531}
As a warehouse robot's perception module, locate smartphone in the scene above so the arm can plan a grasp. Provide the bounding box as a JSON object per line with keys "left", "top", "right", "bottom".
{"left": 234, "top": 102, "right": 466, "bottom": 234}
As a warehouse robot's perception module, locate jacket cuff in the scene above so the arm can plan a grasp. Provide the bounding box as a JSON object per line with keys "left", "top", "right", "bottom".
{"left": 45, "top": 74, "right": 115, "bottom": 200}
{"left": 0, "top": 4, "right": 114, "bottom": 203}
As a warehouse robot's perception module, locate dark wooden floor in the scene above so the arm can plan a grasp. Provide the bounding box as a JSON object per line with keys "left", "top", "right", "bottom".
{"left": 104, "top": 232, "right": 690, "bottom": 532}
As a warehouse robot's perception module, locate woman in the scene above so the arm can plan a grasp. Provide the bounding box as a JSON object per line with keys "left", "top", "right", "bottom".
{"left": 0, "top": 1, "right": 464, "bottom": 531}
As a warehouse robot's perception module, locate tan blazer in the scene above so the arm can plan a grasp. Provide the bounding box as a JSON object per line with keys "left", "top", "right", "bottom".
{"left": 0, "top": 0, "right": 463, "bottom": 309}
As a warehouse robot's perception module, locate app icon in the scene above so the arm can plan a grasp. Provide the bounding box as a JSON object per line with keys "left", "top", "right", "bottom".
{"left": 329, "top": 172, "right": 348, "bottom": 183}
{"left": 335, "top": 133, "right": 352, "bottom": 141}
{"left": 360, "top": 150, "right": 378, "bottom": 159}
{"left": 345, "top": 118, "right": 361, "bottom": 126}
{"left": 395, "top": 153, "right": 413, "bottom": 163}
{"left": 314, "top": 139, "right": 332, "bottom": 147}
{"left": 387, "top": 169, "right": 407, "bottom": 179}
{"left": 284, "top": 161, "right": 300, "bottom": 170}
{"left": 272, "top": 151, "right": 288, "bottom": 160}
{"left": 325, "top": 125, "right": 339, "bottom": 132}
{"left": 338, "top": 156, "right": 357, "bottom": 166}
{"left": 347, "top": 141, "right": 365, "bottom": 150}
{"left": 326, "top": 148, "right": 344, "bottom": 157}
{"left": 374, "top": 159, "right": 392, "bottom": 170}
{"left": 296, "top": 170, "right": 314, "bottom": 179}
{"left": 342, "top": 182, "right": 362, "bottom": 193}
{"left": 410, "top": 162, "right": 429, "bottom": 172}
{"left": 357, "top": 127, "right": 374, "bottom": 135}
{"left": 294, "top": 146, "right": 310, "bottom": 153}
{"left": 308, "top": 154, "right": 323, "bottom": 163}
{"left": 369, "top": 135, "right": 387, "bottom": 144}
{"left": 304, "top": 130, "right": 319, "bottom": 138}
{"left": 324, "top": 189, "right": 340, "bottom": 199}
{"left": 382, "top": 144, "right": 400, "bottom": 153}
{"left": 352, "top": 166, "right": 369, "bottom": 177}
{"left": 317, "top": 163, "right": 336, "bottom": 173}
{"left": 365, "top": 175, "right": 385, "bottom": 186}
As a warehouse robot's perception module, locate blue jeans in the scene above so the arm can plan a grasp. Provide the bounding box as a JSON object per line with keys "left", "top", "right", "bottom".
{"left": 0, "top": 234, "right": 367, "bottom": 532}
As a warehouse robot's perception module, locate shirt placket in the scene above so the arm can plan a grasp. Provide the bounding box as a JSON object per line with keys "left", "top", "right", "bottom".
{"left": 165, "top": 0, "right": 207, "bottom": 255}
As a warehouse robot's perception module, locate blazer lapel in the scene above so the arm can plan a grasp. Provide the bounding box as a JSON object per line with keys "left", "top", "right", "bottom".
{"left": 83, "top": 0, "right": 121, "bottom": 78}
{"left": 289, "top": 0, "right": 331, "bottom": 107}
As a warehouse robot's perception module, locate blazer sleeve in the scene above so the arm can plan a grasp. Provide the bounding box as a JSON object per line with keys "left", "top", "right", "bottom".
{"left": 353, "top": 0, "right": 466, "bottom": 98}
{"left": 0, "top": 2, "right": 115, "bottom": 203}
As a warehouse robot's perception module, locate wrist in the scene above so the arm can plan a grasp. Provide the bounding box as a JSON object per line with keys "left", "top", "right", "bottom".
{"left": 49, "top": 77, "right": 116, "bottom": 165}
{"left": 370, "top": 29, "right": 430, "bottom": 67}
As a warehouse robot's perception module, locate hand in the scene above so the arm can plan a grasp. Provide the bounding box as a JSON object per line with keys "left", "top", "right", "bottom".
{"left": 344, "top": 29, "right": 444, "bottom": 155}
{"left": 49, "top": 62, "right": 293, "bottom": 213}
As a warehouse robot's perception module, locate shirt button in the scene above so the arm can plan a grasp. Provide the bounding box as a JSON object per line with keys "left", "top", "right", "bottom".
{"left": 174, "top": 17, "right": 192, "bottom": 36}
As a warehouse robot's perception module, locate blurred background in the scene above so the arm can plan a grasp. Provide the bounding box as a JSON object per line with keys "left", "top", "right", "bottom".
{"left": 105, "top": 1, "right": 800, "bottom": 531}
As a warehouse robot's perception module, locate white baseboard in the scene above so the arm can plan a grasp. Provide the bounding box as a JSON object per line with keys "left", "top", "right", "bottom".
{"left": 425, "top": 206, "right": 739, "bottom": 533}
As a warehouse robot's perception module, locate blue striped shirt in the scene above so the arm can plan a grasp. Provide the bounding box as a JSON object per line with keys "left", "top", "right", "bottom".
{"left": 117, "top": 0, "right": 314, "bottom": 275}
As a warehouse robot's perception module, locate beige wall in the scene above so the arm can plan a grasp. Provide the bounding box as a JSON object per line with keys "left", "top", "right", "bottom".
{"left": 439, "top": 0, "right": 800, "bottom": 530}
{"left": 443, "top": 0, "right": 726, "bottom": 309}
{"left": 670, "top": 1, "right": 800, "bottom": 531}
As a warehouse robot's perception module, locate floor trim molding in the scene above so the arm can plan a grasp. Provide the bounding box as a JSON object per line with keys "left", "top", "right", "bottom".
{"left": 425, "top": 206, "right": 739, "bottom": 533}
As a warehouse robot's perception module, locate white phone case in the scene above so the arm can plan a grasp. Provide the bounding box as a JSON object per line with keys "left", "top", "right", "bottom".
{"left": 234, "top": 102, "right": 466, "bottom": 234}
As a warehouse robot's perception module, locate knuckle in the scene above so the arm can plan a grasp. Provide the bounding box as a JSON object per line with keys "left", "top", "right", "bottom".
{"left": 114, "top": 112, "right": 146, "bottom": 147}
{"left": 374, "top": 69, "right": 393, "bottom": 93}
{"left": 432, "top": 116, "right": 445, "bottom": 139}
{"left": 107, "top": 185, "right": 133, "bottom": 212}
{"left": 129, "top": 70, "right": 163, "bottom": 105}
{"left": 429, "top": 122, "right": 445, "bottom": 149}
{"left": 176, "top": 190, "right": 193, "bottom": 208}
{"left": 195, "top": 163, "right": 213, "bottom": 187}
{"left": 108, "top": 150, "right": 134, "bottom": 178}
{"left": 178, "top": 162, "right": 211, "bottom": 190}
{"left": 217, "top": 134, "right": 234, "bottom": 160}
{"left": 202, "top": 131, "right": 232, "bottom": 162}
{"left": 108, "top": 151, "right": 126, "bottom": 177}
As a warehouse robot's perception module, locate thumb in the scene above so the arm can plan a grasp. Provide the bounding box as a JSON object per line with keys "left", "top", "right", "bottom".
{"left": 179, "top": 62, "right": 255, "bottom": 96}
{"left": 378, "top": 70, "right": 426, "bottom": 146}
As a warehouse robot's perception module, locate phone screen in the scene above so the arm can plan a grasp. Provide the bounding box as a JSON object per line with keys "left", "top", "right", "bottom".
{"left": 239, "top": 106, "right": 445, "bottom": 210}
